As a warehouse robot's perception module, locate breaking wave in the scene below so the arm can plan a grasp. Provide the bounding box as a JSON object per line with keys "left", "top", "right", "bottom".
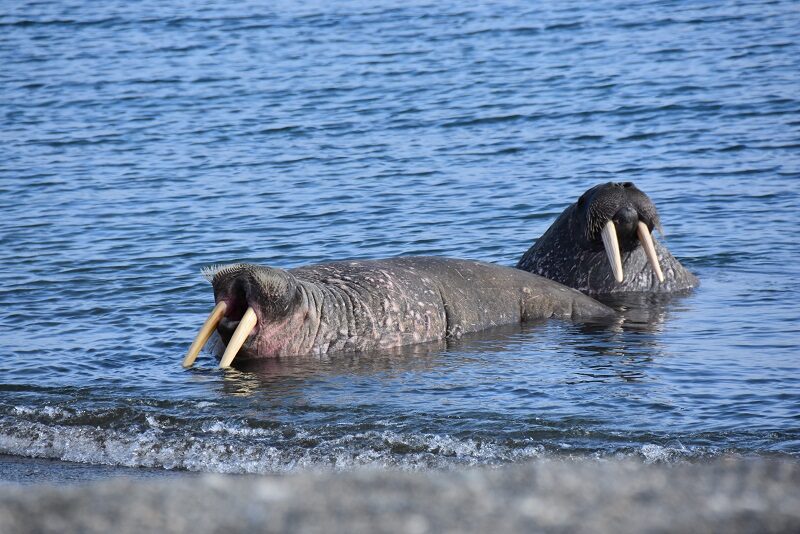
{"left": 0, "top": 404, "right": 748, "bottom": 474}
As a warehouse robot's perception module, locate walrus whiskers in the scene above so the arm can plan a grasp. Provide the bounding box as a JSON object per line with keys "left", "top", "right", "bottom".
{"left": 600, "top": 220, "right": 624, "bottom": 283}
{"left": 218, "top": 307, "right": 257, "bottom": 369}
{"left": 183, "top": 301, "right": 227, "bottom": 368}
{"left": 637, "top": 221, "right": 664, "bottom": 283}
{"left": 201, "top": 263, "right": 249, "bottom": 284}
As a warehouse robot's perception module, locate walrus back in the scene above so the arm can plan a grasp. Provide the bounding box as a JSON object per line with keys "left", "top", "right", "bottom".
{"left": 290, "top": 257, "right": 614, "bottom": 340}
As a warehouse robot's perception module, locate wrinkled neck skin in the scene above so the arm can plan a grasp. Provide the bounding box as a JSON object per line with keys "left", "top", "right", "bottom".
{"left": 517, "top": 204, "right": 699, "bottom": 295}
{"left": 218, "top": 279, "right": 433, "bottom": 361}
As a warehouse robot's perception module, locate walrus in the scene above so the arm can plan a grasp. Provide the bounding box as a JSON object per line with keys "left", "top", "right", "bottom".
{"left": 517, "top": 182, "right": 698, "bottom": 294}
{"left": 184, "top": 257, "right": 614, "bottom": 368}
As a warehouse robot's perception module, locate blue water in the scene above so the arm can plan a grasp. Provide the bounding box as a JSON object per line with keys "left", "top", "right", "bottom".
{"left": 1, "top": 0, "right": 799, "bottom": 473}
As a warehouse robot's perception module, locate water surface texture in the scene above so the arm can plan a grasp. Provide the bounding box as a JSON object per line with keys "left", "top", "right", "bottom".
{"left": 1, "top": 0, "right": 799, "bottom": 473}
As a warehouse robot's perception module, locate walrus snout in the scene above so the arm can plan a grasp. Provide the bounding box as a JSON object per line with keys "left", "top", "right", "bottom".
{"left": 184, "top": 264, "right": 299, "bottom": 369}
{"left": 219, "top": 279, "right": 251, "bottom": 323}
{"left": 591, "top": 183, "right": 664, "bottom": 284}
{"left": 577, "top": 182, "right": 665, "bottom": 284}
{"left": 611, "top": 206, "right": 640, "bottom": 242}
{"left": 182, "top": 263, "right": 262, "bottom": 368}
{"left": 216, "top": 278, "right": 256, "bottom": 344}
{"left": 208, "top": 264, "right": 297, "bottom": 320}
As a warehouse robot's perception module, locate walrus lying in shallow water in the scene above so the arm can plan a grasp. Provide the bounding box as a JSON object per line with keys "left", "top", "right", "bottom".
{"left": 184, "top": 257, "right": 614, "bottom": 368}
{"left": 517, "top": 182, "right": 699, "bottom": 294}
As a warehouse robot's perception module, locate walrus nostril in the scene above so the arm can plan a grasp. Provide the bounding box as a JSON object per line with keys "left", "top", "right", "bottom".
{"left": 622, "top": 182, "right": 634, "bottom": 188}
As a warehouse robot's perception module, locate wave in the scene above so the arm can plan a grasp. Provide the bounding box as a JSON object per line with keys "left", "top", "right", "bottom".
{"left": 0, "top": 405, "right": 748, "bottom": 474}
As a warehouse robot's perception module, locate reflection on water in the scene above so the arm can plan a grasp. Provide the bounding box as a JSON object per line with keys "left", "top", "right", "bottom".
{"left": 221, "top": 315, "right": 654, "bottom": 383}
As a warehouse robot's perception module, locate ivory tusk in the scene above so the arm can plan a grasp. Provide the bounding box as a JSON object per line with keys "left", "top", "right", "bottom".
{"left": 637, "top": 221, "right": 664, "bottom": 283}
{"left": 218, "top": 307, "right": 257, "bottom": 369}
{"left": 601, "top": 220, "right": 624, "bottom": 283}
{"left": 183, "top": 301, "right": 227, "bottom": 368}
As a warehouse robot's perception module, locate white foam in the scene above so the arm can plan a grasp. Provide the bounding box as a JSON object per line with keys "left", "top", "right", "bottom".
{"left": 201, "top": 420, "right": 269, "bottom": 436}
{"left": 638, "top": 442, "right": 708, "bottom": 464}
{"left": 0, "top": 410, "right": 726, "bottom": 475}
{"left": 0, "top": 418, "right": 549, "bottom": 474}
{"left": 12, "top": 405, "right": 72, "bottom": 419}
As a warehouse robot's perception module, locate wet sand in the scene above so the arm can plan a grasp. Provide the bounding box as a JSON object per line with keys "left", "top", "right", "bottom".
{"left": 1, "top": 456, "right": 798, "bottom": 533}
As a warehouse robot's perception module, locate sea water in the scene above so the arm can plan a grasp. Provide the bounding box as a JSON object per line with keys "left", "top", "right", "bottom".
{"left": 1, "top": 0, "right": 798, "bottom": 474}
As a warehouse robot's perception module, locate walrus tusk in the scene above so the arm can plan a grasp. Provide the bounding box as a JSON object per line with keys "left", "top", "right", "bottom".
{"left": 219, "top": 307, "right": 257, "bottom": 369}
{"left": 183, "top": 301, "right": 227, "bottom": 368}
{"left": 601, "top": 220, "right": 624, "bottom": 283}
{"left": 637, "top": 221, "right": 664, "bottom": 283}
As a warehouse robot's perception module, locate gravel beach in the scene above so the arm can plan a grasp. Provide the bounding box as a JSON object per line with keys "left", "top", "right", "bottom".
{"left": 1, "top": 457, "right": 798, "bottom": 533}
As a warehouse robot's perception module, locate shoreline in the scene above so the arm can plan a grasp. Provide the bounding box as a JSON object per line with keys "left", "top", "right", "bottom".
{"left": 1, "top": 456, "right": 798, "bottom": 533}
{"left": 0, "top": 454, "right": 197, "bottom": 486}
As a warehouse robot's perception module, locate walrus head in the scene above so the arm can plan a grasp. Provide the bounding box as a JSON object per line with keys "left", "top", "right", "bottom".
{"left": 517, "top": 182, "right": 698, "bottom": 294}
{"left": 183, "top": 264, "right": 302, "bottom": 368}
{"left": 572, "top": 182, "right": 663, "bottom": 281}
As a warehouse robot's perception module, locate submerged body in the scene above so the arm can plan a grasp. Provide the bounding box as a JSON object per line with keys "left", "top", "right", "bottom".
{"left": 186, "top": 257, "right": 614, "bottom": 366}
{"left": 517, "top": 182, "right": 698, "bottom": 294}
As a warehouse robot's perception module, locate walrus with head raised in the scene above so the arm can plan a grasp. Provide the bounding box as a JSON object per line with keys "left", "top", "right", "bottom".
{"left": 517, "top": 182, "right": 698, "bottom": 294}
{"left": 184, "top": 257, "right": 614, "bottom": 368}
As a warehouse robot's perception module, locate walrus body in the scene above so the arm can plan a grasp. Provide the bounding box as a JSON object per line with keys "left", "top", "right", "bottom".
{"left": 517, "top": 182, "right": 698, "bottom": 294}
{"left": 204, "top": 257, "right": 614, "bottom": 363}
